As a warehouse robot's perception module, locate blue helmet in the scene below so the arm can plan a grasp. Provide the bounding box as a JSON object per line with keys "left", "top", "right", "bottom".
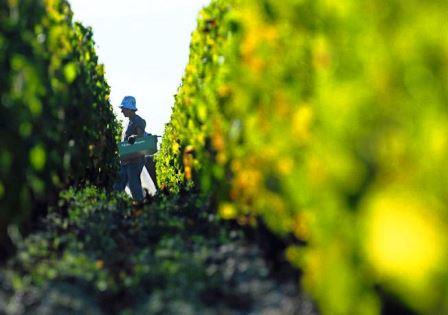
{"left": 120, "top": 96, "right": 137, "bottom": 111}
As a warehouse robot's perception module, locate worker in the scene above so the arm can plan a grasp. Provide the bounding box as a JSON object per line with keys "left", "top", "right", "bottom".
{"left": 113, "top": 96, "right": 146, "bottom": 201}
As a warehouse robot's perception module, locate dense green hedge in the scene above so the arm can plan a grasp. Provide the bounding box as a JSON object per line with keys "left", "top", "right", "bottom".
{"left": 1, "top": 187, "right": 304, "bottom": 314}
{"left": 0, "top": 0, "right": 120, "bottom": 249}
{"left": 157, "top": 0, "right": 448, "bottom": 313}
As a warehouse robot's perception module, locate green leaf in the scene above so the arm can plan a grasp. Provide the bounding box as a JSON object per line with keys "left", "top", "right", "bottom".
{"left": 64, "top": 62, "right": 78, "bottom": 83}
{"left": 0, "top": 181, "right": 5, "bottom": 198}
{"left": 29, "top": 145, "right": 46, "bottom": 171}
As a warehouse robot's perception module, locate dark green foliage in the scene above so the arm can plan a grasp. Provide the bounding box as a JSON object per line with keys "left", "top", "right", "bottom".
{"left": 0, "top": 0, "right": 120, "bottom": 250}
{"left": 0, "top": 187, "right": 311, "bottom": 314}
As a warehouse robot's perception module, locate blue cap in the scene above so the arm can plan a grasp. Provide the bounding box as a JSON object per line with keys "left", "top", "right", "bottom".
{"left": 120, "top": 96, "right": 137, "bottom": 111}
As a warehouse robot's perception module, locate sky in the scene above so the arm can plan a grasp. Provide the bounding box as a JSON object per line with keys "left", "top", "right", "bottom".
{"left": 68, "top": 0, "right": 211, "bottom": 135}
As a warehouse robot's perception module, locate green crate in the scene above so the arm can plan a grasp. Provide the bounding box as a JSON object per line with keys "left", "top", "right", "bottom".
{"left": 118, "top": 134, "right": 158, "bottom": 158}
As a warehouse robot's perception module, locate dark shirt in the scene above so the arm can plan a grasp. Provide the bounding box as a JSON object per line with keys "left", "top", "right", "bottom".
{"left": 121, "top": 114, "right": 146, "bottom": 165}
{"left": 124, "top": 114, "right": 146, "bottom": 141}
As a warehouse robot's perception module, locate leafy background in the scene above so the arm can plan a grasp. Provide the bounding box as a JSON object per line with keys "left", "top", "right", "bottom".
{"left": 1, "top": 0, "right": 447, "bottom": 314}
{"left": 0, "top": 0, "right": 120, "bottom": 255}
{"left": 156, "top": 0, "right": 448, "bottom": 314}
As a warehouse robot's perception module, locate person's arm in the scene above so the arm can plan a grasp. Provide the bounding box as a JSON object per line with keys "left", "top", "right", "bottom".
{"left": 128, "top": 124, "right": 145, "bottom": 144}
{"left": 135, "top": 126, "right": 145, "bottom": 137}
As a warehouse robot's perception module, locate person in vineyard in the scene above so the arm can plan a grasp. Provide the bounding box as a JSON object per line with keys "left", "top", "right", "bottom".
{"left": 113, "top": 96, "right": 146, "bottom": 201}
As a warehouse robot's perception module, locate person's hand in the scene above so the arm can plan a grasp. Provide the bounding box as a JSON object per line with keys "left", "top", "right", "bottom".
{"left": 128, "top": 135, "right": 137, "bottom": 144}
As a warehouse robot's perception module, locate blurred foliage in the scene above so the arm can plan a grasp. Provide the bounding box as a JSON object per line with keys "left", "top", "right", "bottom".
{"left": 0, "top": 187, "right": 309, "bottom": 314}
{"left": 0, "top": 0, "right": 120, "bottom": 248}
{"left": 157, "top": 0, "right": 448, "bottom": 313}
